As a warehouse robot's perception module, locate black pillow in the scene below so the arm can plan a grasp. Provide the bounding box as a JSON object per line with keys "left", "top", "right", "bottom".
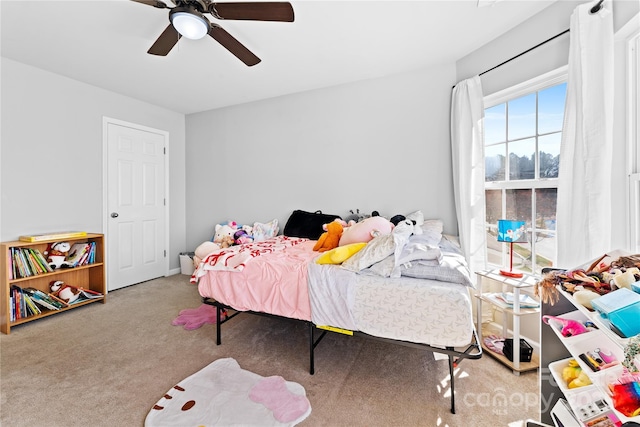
{"left": 283, "top": 210, "right": 342, "bottom": 240}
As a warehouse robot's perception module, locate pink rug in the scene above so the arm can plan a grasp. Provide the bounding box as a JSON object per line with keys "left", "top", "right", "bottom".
{"left": 171, "top": 304, "right": 225, "bottom": 330}
{"left": 483, "top": 334, "right": 505, "bottom": 355}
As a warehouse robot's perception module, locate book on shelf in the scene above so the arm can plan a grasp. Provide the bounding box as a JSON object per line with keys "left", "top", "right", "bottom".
{"left": 19, "top": 231, "right": 87, "bottom": 243}
{"left": 22, "top": 287, "right": 68, "bottom": 310}
{"left": 31, "top": 248, "right": 53, "bottom": 273}
{"left": 10, "top": 286, "right": 41, "bottom": 321}
{"left": 65, "top": 242, "right": 89, "bottom": 267}
{"left": 23, "top": 292, "right": 41, "bottom": 317}
{"left": 65, "top": 242, "right": 96, "bottom": 267}
{"left": 68, "top": 287, "right": 103, "bottom": 304}
{"left": 495, "top": 292, "right": 540, "bottom": 308}
{"left": 484, "top": 292, "right": 540, "bottom": 309}
{"left": 8, "top": 247, "right": 55, "bottom": 278}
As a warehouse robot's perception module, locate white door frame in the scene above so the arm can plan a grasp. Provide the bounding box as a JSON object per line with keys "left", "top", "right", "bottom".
{"left": 102, "top": 117, "right": 170, "bottom": 289}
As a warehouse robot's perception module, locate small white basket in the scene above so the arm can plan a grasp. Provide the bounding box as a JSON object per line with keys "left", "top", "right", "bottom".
{"left": 179, "top": 253, "right": 195, "bottom": 275}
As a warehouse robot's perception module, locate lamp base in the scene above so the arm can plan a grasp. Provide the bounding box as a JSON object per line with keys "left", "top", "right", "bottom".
{"left": 500, "top": 269, "right": 523, "bottom": 278}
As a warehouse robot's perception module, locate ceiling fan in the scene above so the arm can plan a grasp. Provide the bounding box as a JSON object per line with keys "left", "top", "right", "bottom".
{"left": 132, "top": 0, "right": 294, "bottom": 66}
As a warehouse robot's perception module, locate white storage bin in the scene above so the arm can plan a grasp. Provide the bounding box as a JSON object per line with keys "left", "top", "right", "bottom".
{"left": 179, "top": 252, "right": 195, "bottom": 275}
{"left": 564, "top": 331, "right": 624, "bottom": 379}
{"left": 543, "top": 310, "right": 597, "bottom": 343}
{"left": 549, "top": 357, "right": 594, "bottom": 393}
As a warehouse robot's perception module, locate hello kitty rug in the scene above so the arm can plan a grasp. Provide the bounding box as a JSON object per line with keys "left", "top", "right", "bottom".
{"left": 145, "top": 358, "right": 311, "bottom": 427}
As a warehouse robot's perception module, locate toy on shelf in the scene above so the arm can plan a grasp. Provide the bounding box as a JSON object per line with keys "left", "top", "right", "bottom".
{"left": 542, "top": 315, "right": 592, "bottom": 337}
{"left": 50, "top": 280, "right": 79, "bottom": 304}
{"left": 44, "top": 242, "right": 72, "bottom": 270}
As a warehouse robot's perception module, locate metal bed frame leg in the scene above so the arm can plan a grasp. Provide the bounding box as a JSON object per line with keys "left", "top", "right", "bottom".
{"left": 309, "top": 323, "right": 315, "bottom": 375}
{"left": 216, "top": 304, "right": 222, "bottom": 345}
{"left": 448, "top": 347, "right": 456, "bottom": 414}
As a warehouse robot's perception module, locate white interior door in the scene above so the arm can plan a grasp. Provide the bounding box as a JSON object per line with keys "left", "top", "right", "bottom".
{"left": 106, "top": 119, "right": 167, "bottom": 291}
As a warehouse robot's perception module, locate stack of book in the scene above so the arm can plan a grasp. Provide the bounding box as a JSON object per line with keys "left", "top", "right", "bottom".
{"left": 8, "top": 241, "right": 97, "bottom": 279}
{"left": 23, "top": 287, "right": 68, "bottom": 311}
{"left": 484, "top": 292, "right": 540, "bottom": 309}
{"left": 9, "top": 248, "right": 53, "bottom": 279}
{"left": 9, "top": 284, "right": 105, "bottom": 320}
{"left": 9, "top": 286, "right": 71, "bottom": 321}
{"left": 65, "top": 242, "right": 96, "bottom": 267}
{"left": 10, "top": 286, "right": 42, "bottom": 320}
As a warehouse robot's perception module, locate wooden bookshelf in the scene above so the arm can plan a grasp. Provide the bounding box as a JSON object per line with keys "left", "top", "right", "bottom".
{"left": 0, "top": 233, "right": 106, "bottom": 334}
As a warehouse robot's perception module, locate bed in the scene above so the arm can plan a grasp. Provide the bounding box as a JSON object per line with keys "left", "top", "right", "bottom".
{"left": 191, "top": 213, "right": 482, "bottom": 413}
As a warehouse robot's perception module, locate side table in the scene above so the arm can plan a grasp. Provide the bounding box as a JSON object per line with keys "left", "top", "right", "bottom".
{"left": 475, "top": 269, "right": 541, "bottom": 375}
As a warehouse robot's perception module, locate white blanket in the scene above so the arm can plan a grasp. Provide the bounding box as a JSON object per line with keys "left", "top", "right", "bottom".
{"left": 194, "top": 236, "right": 307, "bottom": 276}
{"left": 307, "top": 232, "right": 475, "bottom": 346}
{"left": 307, "top": 262, "right": 474, "bottom": 347}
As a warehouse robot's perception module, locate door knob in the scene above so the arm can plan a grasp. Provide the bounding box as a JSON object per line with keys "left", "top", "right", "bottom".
{"left": 111, "top": 212, "right": 119, "bottom": 218}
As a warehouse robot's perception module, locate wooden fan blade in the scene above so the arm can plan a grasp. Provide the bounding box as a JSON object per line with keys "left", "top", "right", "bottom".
{"left": 209, "top": 2, "right": 294, "bottom": 22}
{"left": 147, "top": 25, "right": 181, "bottom": 56}
{"left": 208, "top": 23, "right": 261, "bottom": 66}
{"left": 130, "top": 0, "right": 170, "bottom": 9}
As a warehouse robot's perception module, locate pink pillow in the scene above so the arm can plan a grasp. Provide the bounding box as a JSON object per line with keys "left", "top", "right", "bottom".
{"left": 339, "top": 216, "right": 394, "bottom": 246}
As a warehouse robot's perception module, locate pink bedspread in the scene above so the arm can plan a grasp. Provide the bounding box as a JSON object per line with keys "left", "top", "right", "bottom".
{"left": 196, "top": 239, "right": 318, "bottom": 321}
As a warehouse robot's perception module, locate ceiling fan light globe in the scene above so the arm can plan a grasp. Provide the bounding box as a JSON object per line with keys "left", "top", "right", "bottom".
{"left": 171, "top": 12, "right": 208, "bottom": 40}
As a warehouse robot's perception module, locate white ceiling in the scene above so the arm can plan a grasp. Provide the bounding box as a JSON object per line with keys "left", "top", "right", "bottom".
{"left": 1, "top": 0, "right": 558, "bottom": 115}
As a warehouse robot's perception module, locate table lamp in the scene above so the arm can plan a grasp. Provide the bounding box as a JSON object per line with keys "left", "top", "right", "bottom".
{"left": 497, "top": 219, "right": 527, "bottom": 278}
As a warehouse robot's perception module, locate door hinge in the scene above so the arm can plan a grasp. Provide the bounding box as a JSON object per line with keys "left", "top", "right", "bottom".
{"left": 164, "top": 250, "right": 166, "bottom": 257}
{"left": 164, "top": 147, "right": 166, "bottom": 155}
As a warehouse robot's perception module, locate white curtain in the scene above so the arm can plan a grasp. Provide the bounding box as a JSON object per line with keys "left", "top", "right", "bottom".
{"left": 451, "top": 76, "right": 487, "bottom": 278}
{"left": 557, "top": 0, "right": 614, "bottom": 268}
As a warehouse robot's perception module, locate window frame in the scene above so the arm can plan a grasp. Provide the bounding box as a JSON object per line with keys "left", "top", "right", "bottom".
{"left": 483, "top": 66, "right": 568, "bottom": 274}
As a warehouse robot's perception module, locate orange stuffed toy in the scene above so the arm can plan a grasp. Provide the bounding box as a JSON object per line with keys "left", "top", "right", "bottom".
{"left": 313, "top": 220, "right": 343, "bottom": 252}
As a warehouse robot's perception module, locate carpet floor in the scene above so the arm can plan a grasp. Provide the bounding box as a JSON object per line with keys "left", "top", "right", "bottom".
{"left": 0, "top": 274, "right": 540, "bottom": 426}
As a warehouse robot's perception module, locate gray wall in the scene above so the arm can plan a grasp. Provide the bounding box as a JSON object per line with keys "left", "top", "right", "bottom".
{"left": 0, "top": 58, "right": 187, "bottom": 271}
{"left": 457, "top": 0, "right": 639, "bottom": 95}
{"left": 185, "top": 64, "right": 458, "bottom": 249}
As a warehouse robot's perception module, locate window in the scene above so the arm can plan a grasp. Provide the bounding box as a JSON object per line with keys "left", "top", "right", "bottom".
{"left": 483, "top": 68, "right": 567, "bottom": 275}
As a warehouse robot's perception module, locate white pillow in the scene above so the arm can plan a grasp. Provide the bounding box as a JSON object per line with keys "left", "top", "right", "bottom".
{"left": 252, "top": 219, "right": 279, "bottom": 241}
{"left": 341, "top": 234, "right": 396, "bottom": 272}
{"left": 348, "top": 220, "right": 415, "bottom": 277}
{"left": 422, "top": 219, "right": 444, "bottom": 235}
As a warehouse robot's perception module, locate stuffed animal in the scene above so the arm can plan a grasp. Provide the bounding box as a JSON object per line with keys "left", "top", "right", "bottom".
{"left": 50, "top": 280, "right": 79, "bottom": 303}
{"left": 345, "top": 209, "right": 379, "bottom": 223}
{"left": 214, "top": 222, "right": 238, "bottom": 245}
{"left": 193, "top": 241, "right": 222, "bottom": 266}
{"left": 234, "top": 229, "right": 253, "bottom": 245}
{"left": 316, "top": 242, "right": 367, "bottom": 265}
{"left": 542, "top": 315, "right": 590, "bottom": 337}
{"left": 339, "top": 216, "right": 394, "bottom": 246}
{"left": 218, "top": 235, "right": 235, "bottom": 249}
{"left": 313, "top": 220, "right": 343, "bottom": 252}
{"left": 389, "top": 214, "right": 407, "bottom": 226}
{"left": 44, "top": 241, "right": 72, "bottom": 269}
